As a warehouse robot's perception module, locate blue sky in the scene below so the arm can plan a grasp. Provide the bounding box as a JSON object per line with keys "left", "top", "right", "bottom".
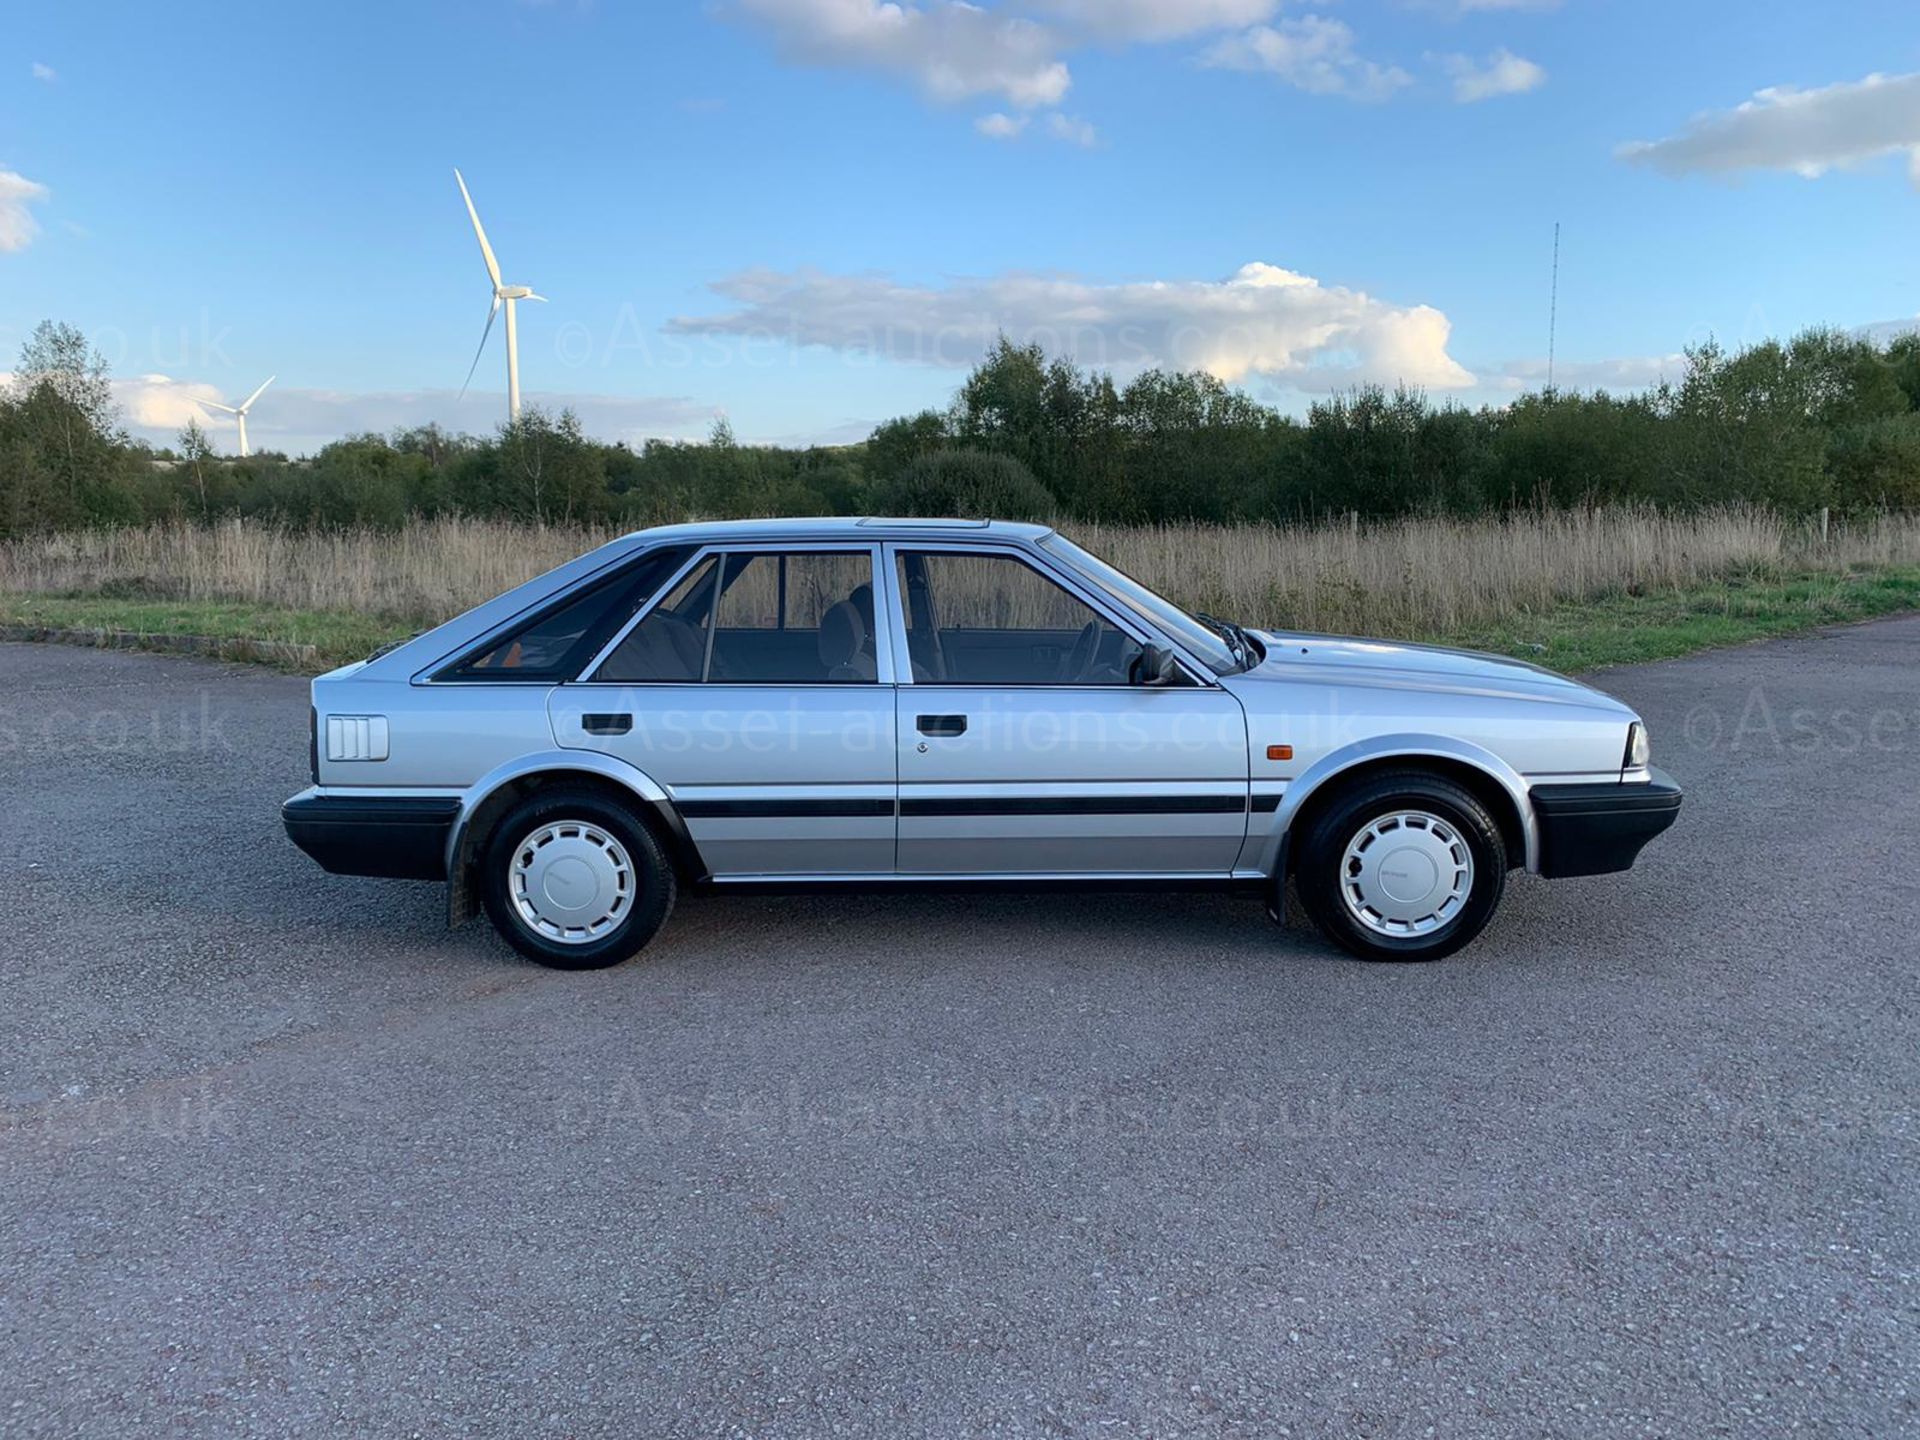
{"left": 4, "top": 0, "right": 1919, "bottom": 455}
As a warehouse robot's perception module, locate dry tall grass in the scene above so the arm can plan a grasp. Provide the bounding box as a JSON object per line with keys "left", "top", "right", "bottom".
{"left": 2, "top": 508, "right": 1916, "bottom": 640}
{"left": 1073, "top": 508, "right": 1920, "bottom": 637}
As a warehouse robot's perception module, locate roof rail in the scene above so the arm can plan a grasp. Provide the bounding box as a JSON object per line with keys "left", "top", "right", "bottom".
{"left": 853, "top": 517, "right": 993, "bottom": 529}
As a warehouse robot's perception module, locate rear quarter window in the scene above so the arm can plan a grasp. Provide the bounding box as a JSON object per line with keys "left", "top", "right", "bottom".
{"left": 435, "top": 546, "right": 694, "bottom": 682}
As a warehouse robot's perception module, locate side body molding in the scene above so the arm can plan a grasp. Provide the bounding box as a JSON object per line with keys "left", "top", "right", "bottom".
{"left": 444, "top": 748, "right": 701, "bottom": 927}
{"left": 1244, "top": 732, "right": 1540, "bottom": 878}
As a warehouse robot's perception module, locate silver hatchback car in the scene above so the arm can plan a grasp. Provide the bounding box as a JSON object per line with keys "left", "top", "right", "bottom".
{"left": 284, "top": 518, "right": 1681, "bottom": 968}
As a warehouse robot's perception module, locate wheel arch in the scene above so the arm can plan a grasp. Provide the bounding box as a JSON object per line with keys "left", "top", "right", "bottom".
{"left": 445, "top": 751, "right": 706, "bottom": 927}
{"left": 1271, "top": 736, "right": 1536, "bottom": 878}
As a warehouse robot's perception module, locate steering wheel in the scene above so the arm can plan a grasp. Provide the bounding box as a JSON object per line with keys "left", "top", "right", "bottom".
{"left": 1057, "top": 621, "right": 1100, "bottom": 683}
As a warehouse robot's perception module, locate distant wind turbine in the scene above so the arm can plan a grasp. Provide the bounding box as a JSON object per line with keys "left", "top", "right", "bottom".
{"left": 455, "top": 168, "right": 545, "bottom": 424}
{"left": 198, "top": 376, "right": 276, "bottom": 458}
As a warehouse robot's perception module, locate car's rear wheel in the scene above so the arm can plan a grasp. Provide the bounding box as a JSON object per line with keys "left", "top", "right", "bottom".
{"left": 1294, "top": 770, "right": 1506, "bottom": 962}
{"left": 480, "top": 788, "right": 676, "bottom": 970}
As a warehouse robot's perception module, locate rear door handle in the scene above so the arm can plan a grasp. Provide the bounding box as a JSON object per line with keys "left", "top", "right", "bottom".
{"left": 917, "top": 714, "right": 968, "bottom": 738}
{"left": 582, "top": 713, "right": 633, "bottom": 736}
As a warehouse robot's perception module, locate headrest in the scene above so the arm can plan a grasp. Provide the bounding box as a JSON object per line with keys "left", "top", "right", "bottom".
{"left": 818, "top": 601, "right": 865, "bottom": 667}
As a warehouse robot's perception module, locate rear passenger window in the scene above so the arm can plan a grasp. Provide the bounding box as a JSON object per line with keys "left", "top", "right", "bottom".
{"left": 594, "top": 556, "right": 720, "bottom": 683}
{"left": 595, "top": 550, "right": 878, "bottom": 684}
{"left": 441, "top": 547, "right": 693, "bottom": 682}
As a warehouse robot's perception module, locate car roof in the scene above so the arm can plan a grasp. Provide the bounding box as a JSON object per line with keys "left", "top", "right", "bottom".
{"left": 620, "top": 517, "right": 1058, "bottom": 546}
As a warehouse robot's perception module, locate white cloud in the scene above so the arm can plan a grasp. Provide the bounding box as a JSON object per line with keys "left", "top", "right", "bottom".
{"left": 731, "top": 0, "right": 1071, "bottom": 108}
{"left": 1619, "top": 71, "right": 1920, "bottom": 187}
{"left": 31, "top": 62, "right": 57, "bottom": 83}
{"left": 115, "top": 374, "right": 229, "bottom": 432}
{"left": 755, "top": 415, "right": 881, "bottom": 448}
{"left": 0, "top": 170, "right": 51, "bottom": 252}
{"left": 1484, "top": 354, "right": 1685, "bottom": 394}
{"left": 1405, "top": 0, "right": 1559, "bottom": 18}
{"left": 729, "top": 2, "right": 1434, "bottom": 133}
{"left": 1855, "top": 316, "right": 1920, "bottom": 346}
{"left": 1045, "top": 111, "right": 1098, "bottom": 146}
{"left": 1439, "top": 48, "right": 1545, "bottom": 102}
{"left": 668, "top": 260, "right": 1475, "bottom": 391}
{"left": 975, "top": 111, "right": 1029, "bottom": 139}
{"left": 1030, "top": 0, "right": 1278, "bottom": 42}
{"left": 975, "top": 108, "right": 1096, "bottom": 147}
{"left": 99, "top": 376, "right": 715, "bottom": 455}
{"left": 1203, "top": 17, "right": 1411, "bottom": 102}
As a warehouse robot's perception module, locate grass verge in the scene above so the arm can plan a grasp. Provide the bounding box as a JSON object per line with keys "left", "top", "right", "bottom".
{"left": 1441, "top": 566, "right": 1920, "bottom": 672}
{"left": 2, "top": 566, "right": 1917, "bottom": 676}
{"left": 0, "top": 594, "right": 412, "bottom": 670}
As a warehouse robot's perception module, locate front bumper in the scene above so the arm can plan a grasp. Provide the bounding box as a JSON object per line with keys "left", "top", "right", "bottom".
{"left": 282, "top": 790, "right": 460, "bottom": 881}
{"left": 1531, "top": 768, "right": 1683, "bottom": 880}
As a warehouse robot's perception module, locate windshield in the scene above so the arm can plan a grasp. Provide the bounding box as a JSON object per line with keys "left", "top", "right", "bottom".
{"left": 1040, "top": 534, "right": 1245, "bottom": 674}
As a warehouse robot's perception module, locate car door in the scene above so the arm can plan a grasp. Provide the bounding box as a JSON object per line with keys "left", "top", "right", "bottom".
{"left": 884, "top": 543, "right": 1250, "bottom": 877}
{"left": 551, "top": 544, "right": 897, "bottom": 878}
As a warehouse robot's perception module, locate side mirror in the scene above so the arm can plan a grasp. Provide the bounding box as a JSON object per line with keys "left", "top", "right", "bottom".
{"left": 1131, "top": 643, "right": 1178, "bottom": 687}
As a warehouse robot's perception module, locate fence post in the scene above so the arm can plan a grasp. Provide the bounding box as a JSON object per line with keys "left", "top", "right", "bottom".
{"left": 1820, "top": 507, "right": 1830, "bottom": 544}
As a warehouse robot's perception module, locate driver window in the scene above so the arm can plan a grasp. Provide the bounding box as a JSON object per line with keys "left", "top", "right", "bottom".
{"left": 896, "top": 551, "right": 1141, "bottom": 686}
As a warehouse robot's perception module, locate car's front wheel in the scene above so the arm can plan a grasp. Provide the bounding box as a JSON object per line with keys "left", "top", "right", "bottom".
{"left": 480, "top": 788, "right": 676, "bottom": 970}
{"left": 1294, "top": 770, "right": 1507, "bottom": 962}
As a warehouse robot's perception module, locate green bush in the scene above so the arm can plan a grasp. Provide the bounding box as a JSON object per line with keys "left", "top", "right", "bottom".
{"left": 872, "top": 449, "right": 1057, "bottom": 520}
{"left": 1828, "top": 413, "right": 1920, "bottom": 510}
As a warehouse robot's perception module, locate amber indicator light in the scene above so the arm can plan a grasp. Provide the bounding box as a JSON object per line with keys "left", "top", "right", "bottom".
{"left": 1267, "top": 745, "right": 1293, "bottom": 762}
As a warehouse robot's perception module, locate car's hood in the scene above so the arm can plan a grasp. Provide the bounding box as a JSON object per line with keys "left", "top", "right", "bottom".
{"left": 1234, "top": 629, "right": 1633, "bottom": 713}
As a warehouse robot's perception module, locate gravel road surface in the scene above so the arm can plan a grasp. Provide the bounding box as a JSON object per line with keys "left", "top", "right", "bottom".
{"left": 1, "top": 622, "right": 1915, "bottom": 1437}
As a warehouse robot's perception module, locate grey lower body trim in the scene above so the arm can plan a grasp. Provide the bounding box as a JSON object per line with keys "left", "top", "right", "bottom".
{"left": 901, "top": 794, "right": 1248, "bottom": 817}
{"left": 700, "top": 870, "right": 1270, "bottom": 895}
{"left": 679, "top": 798, "right": 894, "bottom": 819}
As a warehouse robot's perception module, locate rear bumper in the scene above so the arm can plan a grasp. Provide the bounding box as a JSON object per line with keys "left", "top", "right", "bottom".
{"left": 1531, "top": 768, "right": 1683, "bottom": 880}
{"left": 282, "top": 790, "right": 460, "bottom": 881}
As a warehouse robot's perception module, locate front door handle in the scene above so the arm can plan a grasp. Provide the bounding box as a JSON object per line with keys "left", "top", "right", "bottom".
{"left": 582, "top": 713, "right": 633, "bottom": 736}
{"left": 917, "top": 714, "right": 968, "bottom": 738}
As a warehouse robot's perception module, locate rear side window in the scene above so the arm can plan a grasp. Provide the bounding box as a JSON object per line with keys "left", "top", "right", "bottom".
{"left": 595, "top": 550, "right": 878, "bottom": 684}
{"left": 438, "top": 547, "right": 693, "bottom": 682}
{"left": 593, "top": 555, "right": 721, "bottom": 683}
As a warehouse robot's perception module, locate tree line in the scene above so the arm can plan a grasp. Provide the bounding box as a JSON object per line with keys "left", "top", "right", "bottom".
{"left": 4, "top": 318, "right": 1919, "bottom": 539}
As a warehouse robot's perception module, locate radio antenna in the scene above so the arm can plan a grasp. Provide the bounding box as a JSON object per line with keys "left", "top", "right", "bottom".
{"left": 1547, "top": 221, "right": 1561, "bottom": 398}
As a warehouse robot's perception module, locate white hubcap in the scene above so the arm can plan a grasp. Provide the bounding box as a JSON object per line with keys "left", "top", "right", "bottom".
{"left": 509, "top": 821, "right": 635, "bottom": 945}
{"left": 1340, "top": 810, "right": 1474, "bottom": 938}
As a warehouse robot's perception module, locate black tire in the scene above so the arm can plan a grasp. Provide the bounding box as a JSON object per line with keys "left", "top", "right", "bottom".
{"left": 1293, "top": 770, "right": 1507, "bottom": 963}
{"left": 480, "top": 787, "right": 676, "bottom": 970}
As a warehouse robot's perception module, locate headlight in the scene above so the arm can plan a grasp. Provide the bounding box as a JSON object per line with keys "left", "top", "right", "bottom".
{"left": 1625, "top": 722, "right": 1651, "bottom": 770}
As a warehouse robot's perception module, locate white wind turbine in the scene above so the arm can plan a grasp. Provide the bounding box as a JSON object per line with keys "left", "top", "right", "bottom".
{"left": 199, "top": 376, "right": 276, "bottom": 458}
{"left": 455, "top": 168, "right": 545, "bottom": 423}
